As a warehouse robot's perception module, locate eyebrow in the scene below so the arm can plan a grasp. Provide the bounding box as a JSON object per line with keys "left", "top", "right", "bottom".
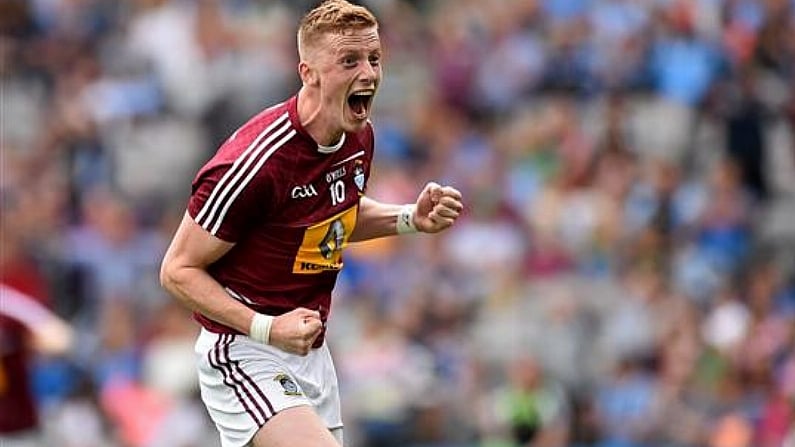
{"left": 336, "top": 48, "right": 381, "bottom": 59}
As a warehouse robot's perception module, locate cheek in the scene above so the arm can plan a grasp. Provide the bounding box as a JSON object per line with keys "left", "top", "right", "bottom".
{"left": 322, "top": 72, "right": 344, "bottom": 90}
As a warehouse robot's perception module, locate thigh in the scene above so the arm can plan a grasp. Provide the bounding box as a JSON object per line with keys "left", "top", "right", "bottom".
{"left": 196, "top": 331, "right": 311, "bottom": 447}
{"left": 293, "top": 343, "right": 343, "bottom": 433}
{"left": 195, "top": 330, "right": 343, "bottom": 447}
{"left": 251, "top": 405, "right": 340, "bottom": 447}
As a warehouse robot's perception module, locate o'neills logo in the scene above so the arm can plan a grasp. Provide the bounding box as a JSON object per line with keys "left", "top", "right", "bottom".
{"left": 291, "top": 184, "right": 318, "bottom": 199}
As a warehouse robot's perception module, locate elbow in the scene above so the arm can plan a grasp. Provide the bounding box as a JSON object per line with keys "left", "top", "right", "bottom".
{"left": 160, "top": 258, "right": 201, "bottom": 309}
{"left": 159, "top": 259, "right": 197, "bottom": 312}
{"left": 160, "top": 261, "right": 189, "bottom": 307}
{"left": 159, "top": 259, "right": 178, "bottom": 294}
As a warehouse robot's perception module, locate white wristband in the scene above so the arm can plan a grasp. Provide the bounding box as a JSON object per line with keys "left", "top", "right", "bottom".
{"left": 249, "top": 313, "right": 274, "bottom": 345}
{"left": 396, "top": 204, "right": 418, "bottom": 234}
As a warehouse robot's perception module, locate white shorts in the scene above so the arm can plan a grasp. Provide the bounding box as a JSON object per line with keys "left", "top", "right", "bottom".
{"left": 194, "top": 328, "right": 342, "bottom": 447}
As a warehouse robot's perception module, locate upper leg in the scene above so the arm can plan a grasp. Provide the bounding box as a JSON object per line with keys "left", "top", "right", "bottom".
{"left": 195, "top": 330, "right": 343, "bottom": 447}
{"left": 251, "top": 405, "right": 340, "bottom": 447}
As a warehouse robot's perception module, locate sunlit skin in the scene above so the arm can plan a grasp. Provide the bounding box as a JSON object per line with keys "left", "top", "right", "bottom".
{"left": 297, "top": 26, "right": 382, "bottom": 145}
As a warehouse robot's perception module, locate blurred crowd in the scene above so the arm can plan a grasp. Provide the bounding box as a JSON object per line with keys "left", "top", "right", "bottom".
{"left": 2, "top": 0, "right": 795, "bottom": 446}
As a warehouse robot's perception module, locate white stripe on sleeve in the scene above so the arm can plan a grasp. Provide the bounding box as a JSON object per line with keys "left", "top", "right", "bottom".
{"left": 209, "top": 129, "right": 296, "bottom": 235}
{"left": 195, "top": 113, "right": 289, "bottom": 228}
{"left": 0, "top": 284, "right": 54, "bottom": 329}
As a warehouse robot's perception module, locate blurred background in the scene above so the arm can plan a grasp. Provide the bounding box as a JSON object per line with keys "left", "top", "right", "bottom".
{"left": 2, "top": 0, "right": 795, "bottom": 446}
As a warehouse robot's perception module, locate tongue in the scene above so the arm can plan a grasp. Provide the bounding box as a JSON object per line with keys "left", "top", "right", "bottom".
{"left": 349, "top": 96, "right": 366, "bottom": 116}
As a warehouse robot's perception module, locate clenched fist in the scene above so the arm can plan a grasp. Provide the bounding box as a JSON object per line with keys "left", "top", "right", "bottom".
{"left": 413, "top": 182, "right": 464, "bottom": 233}
{"left": 269, "top": 307, "right": 323, "bottom": 356}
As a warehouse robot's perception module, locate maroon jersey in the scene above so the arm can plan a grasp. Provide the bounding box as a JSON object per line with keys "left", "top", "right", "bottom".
{"left": 188, "top": 95, "right": 373, "bottom": 345}
{"left": 0, "top": 284, "right": 52, "bottom": 433}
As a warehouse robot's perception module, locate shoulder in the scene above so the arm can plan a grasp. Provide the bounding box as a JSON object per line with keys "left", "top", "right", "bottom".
{"left": 351, "top": 120, "right": 375, "bottom": 153}
{"left": 193, "top": 101, "right": 301, "bottom": 189}
{"left": 201, "top": 101, "right": 298, "bottom": 170}
{"left": 224, "top": 101, "right": 294, "bottom": 153}
{"left": 364, "top": 120, "right": 375, "bottom": 138}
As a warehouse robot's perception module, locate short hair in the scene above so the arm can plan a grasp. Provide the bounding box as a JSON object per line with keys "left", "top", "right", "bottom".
{"left": 297, "top": 0, "right": 378, "bottom": 60}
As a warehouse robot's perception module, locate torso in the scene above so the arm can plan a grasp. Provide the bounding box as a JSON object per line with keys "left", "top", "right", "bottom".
{"left": 188, "top": 96, "right": 374, "bottom": 344}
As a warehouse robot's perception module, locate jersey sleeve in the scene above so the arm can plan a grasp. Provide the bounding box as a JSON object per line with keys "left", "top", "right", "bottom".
{"left": 0, "top": 285, "right": 54, "bottom": 329}
{"left": 188, "top": 162, "right": 271, "bottom": 243}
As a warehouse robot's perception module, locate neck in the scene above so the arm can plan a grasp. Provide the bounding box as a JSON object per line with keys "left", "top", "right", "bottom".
{"left": 297, "top": 87, "right": 344, "bottom": 146}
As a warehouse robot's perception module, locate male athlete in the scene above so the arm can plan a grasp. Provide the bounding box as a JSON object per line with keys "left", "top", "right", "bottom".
{"left": 0, "top": 284, "right": 74, "bottom": 447}
{"left": 159, "top": 1, "right": 463, "bottom": 446}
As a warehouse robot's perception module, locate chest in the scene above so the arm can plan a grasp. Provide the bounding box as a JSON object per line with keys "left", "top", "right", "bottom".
{"left": 269, "top": 145, "right": 370, "bottom": 227}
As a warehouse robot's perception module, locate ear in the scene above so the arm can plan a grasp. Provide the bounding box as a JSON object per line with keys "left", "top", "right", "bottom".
{"left": 299, "top": 61, "right": 319, "bottom": 87}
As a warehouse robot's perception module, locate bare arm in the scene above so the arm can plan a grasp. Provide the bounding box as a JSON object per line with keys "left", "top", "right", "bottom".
{"left": 160, "top": 212, "right": 255, "bottom": 333}
{"left": 31, "top": 318, "right": 73, "bottom": 355}
{"left": 0, "top": 285, "right": 74, "bottom": 355}
{"left": 160, "top": 212, "right": 322, "bottom": 354}
{"left": 348, "top": 197, "right": 404, "bottom": 241}
{"left": 350, "top": 182, "right": 464, "bottom": 242}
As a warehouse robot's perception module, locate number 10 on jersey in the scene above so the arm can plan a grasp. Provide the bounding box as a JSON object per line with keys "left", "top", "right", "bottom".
{"left": 330, "top": 180, "right": 346, "bottom": 206}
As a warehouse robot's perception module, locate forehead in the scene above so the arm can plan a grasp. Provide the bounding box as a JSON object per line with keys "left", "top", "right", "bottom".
{"left": 319, "top": 27, "right": 381, "bottom": 54}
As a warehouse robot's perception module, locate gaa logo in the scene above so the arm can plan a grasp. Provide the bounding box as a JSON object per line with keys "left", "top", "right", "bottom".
{"left": 291, "top": 184, "right": 318, "bottom": 199}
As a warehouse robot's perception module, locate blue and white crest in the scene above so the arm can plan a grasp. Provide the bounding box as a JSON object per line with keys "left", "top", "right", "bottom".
{"left": 353, "top": 161, "right": 365, "bottom": 192}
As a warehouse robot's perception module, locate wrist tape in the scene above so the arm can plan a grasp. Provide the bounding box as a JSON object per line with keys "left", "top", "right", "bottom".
{"left": 249, "top": 313, "right": 274, "bottom": 344}
{"left": 396, "top": 204, "right": 418, "bottom": 234}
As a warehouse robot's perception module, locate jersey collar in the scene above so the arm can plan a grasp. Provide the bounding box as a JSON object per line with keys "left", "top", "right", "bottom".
{"left": 316, "top": 133, "right": 345, "bottom": 154}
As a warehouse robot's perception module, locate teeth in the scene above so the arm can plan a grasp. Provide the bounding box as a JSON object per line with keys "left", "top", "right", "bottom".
{"left": 351, "top": 91, "right": 373, "bottom": 97}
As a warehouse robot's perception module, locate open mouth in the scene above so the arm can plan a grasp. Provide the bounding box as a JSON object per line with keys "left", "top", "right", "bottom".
{"left": 347, "top": 90, "right": 374, "bottom": 120}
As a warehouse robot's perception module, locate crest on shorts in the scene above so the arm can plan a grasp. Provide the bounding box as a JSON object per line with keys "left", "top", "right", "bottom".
{"left": 353, "top": 160, "right": 365, "bottom": 192}
{"left": 274, "top": 373, "right": 302, "bottom": 396}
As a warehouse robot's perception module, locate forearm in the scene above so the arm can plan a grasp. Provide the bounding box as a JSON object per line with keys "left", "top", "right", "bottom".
{"left": 352, "top": 182, "right": 463, "bottom": 241}
{"left": 161, "top": 265, "right": 322, "bottom": 354}
{"left": 349, "top": 196, "right": 408, "bottom": 242}
{"left": 161, "top": 265, "right": 255, "bottom": 334}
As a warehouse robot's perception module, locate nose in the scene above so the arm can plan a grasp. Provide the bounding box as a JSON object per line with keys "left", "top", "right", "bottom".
{"left": 359, "top": 61, "right": 378, "bottom": 84}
